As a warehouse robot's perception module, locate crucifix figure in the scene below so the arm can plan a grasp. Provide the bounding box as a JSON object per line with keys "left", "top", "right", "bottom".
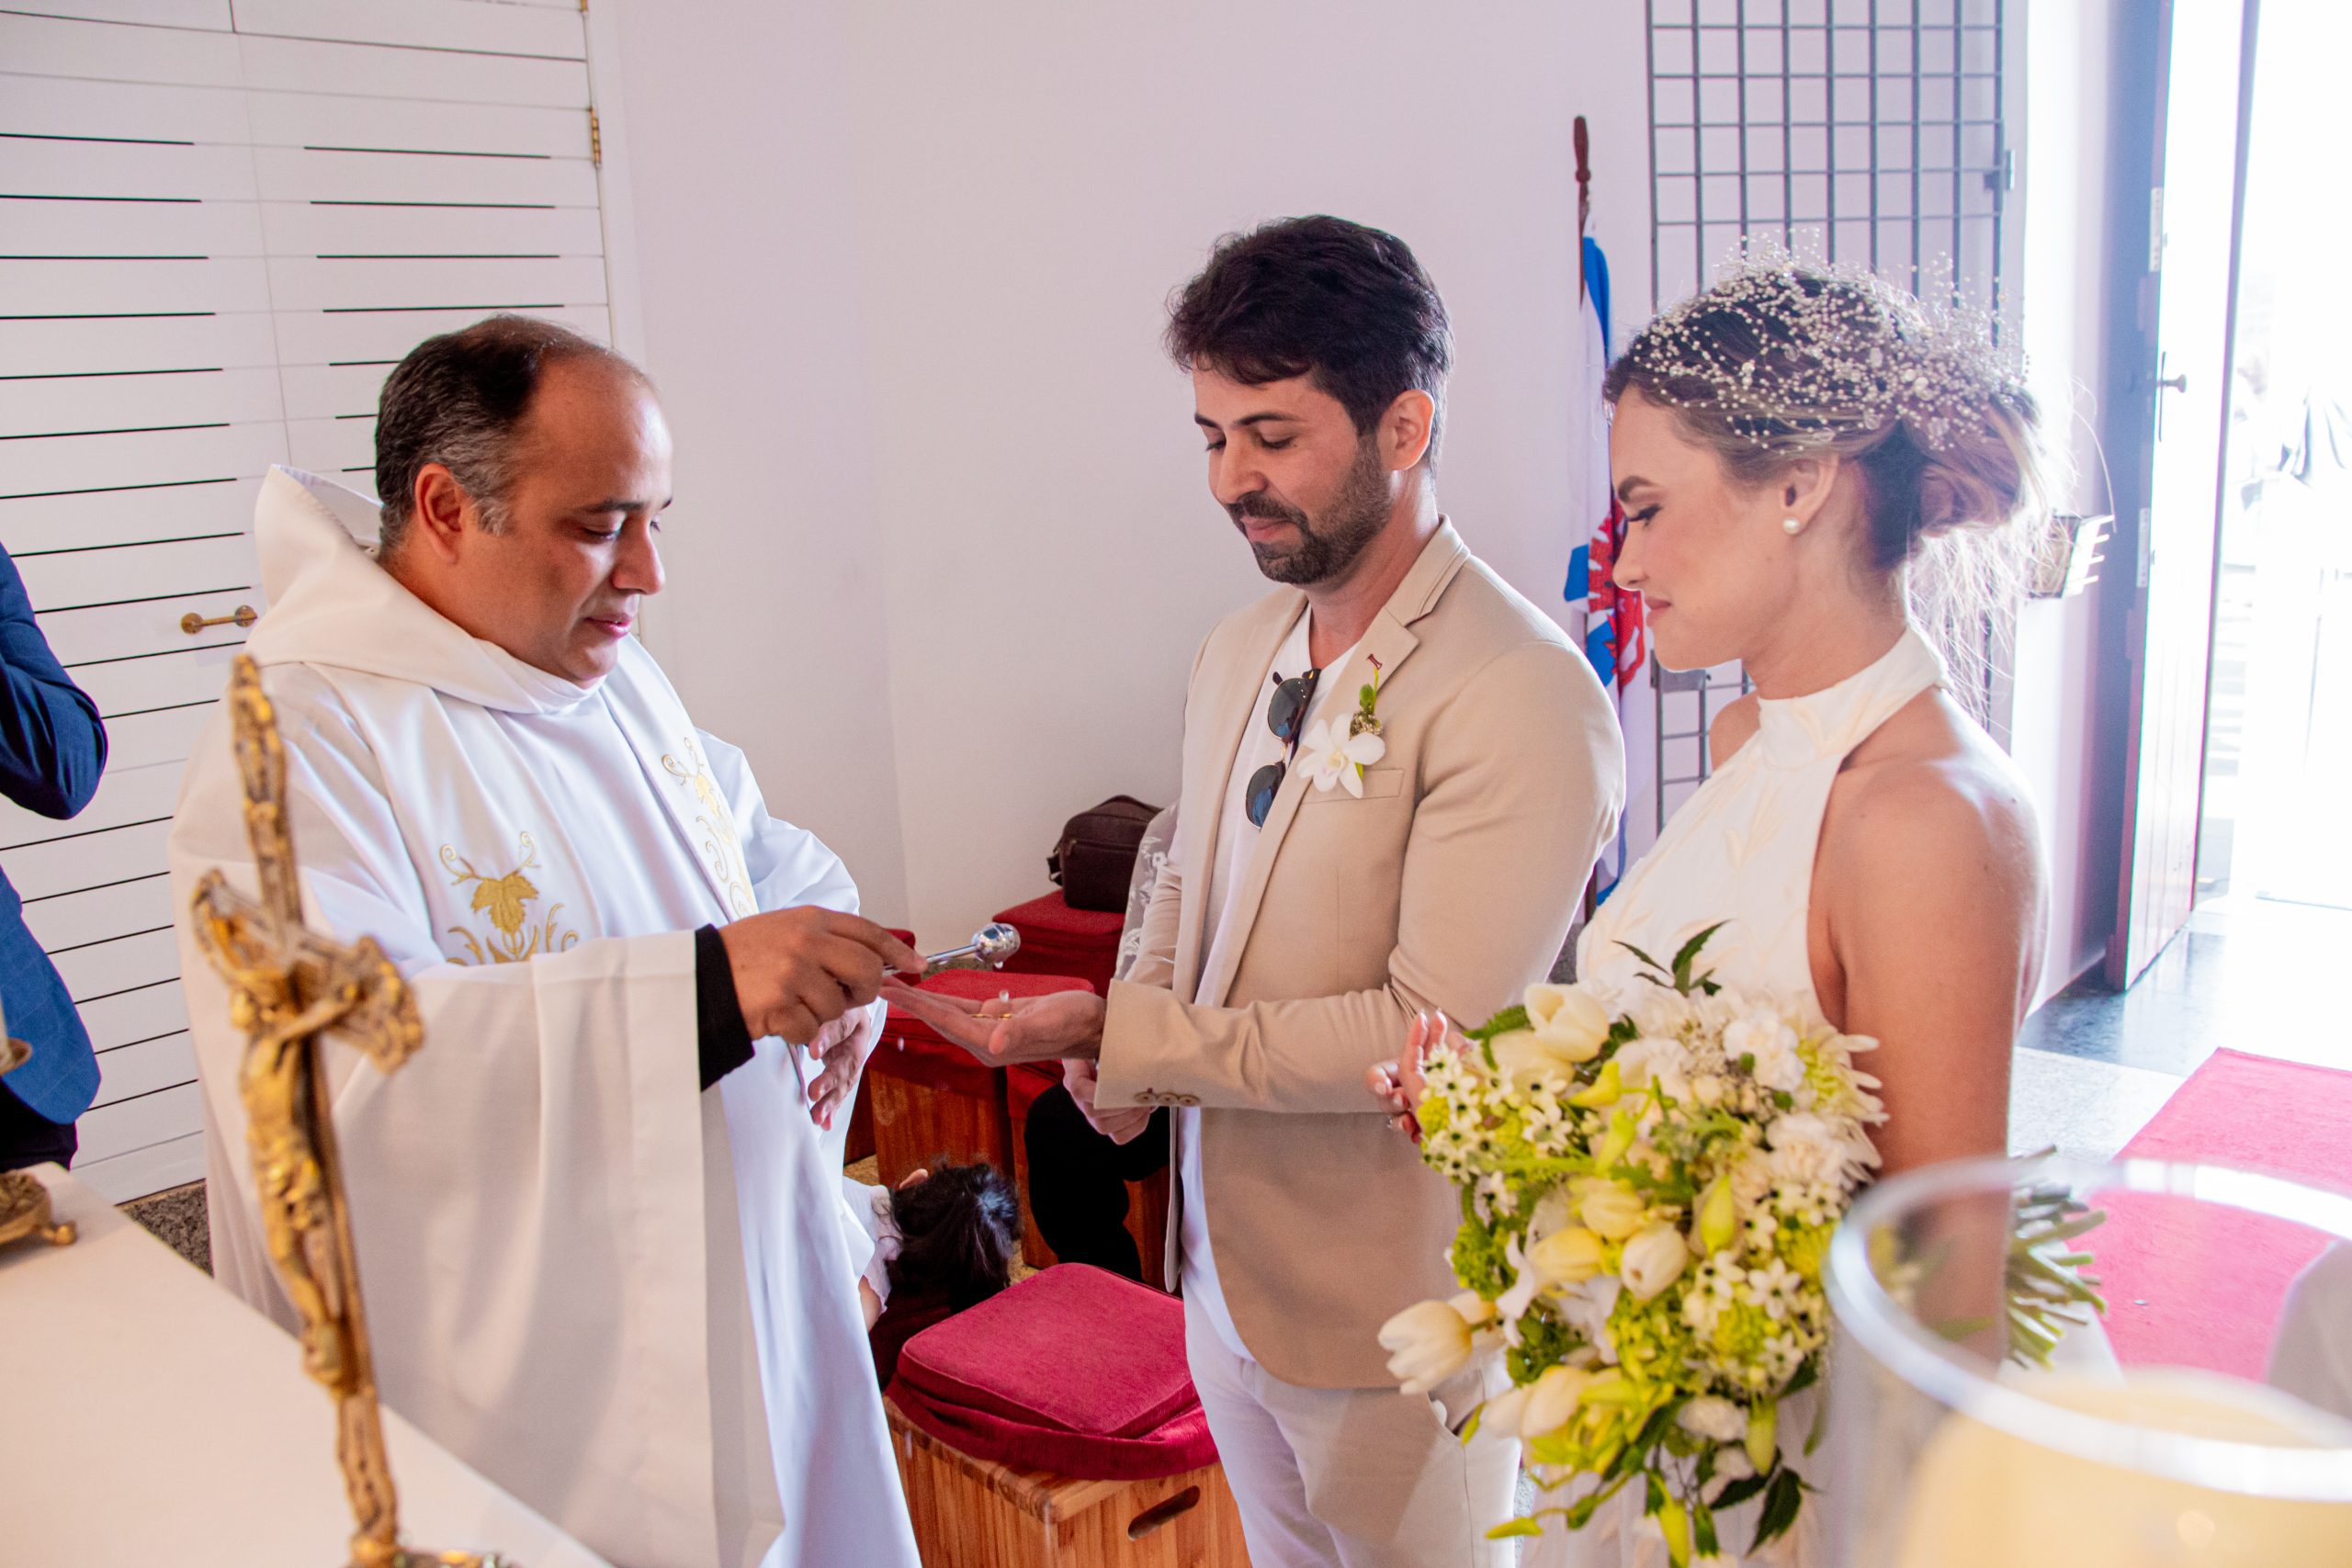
{"left": 187, "top": 654, "right": 508, "bottom": 1568}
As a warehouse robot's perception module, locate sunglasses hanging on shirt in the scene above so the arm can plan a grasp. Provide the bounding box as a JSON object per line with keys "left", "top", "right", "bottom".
{"left": 1245, "top": 666, "right": 1321, "bottom": 829}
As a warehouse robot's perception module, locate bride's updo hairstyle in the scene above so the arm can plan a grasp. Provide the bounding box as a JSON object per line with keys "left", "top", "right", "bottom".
{"left": 1603, "top": 258, "right": 2049, "bottom": 704}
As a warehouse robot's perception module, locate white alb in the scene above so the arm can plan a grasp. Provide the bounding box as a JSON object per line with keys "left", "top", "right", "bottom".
{"left": 168, "top": 468, "right": 918, "bottom": 1568}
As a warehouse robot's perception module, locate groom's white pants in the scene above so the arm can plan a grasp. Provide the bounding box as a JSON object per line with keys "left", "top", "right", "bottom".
{"left": 1185, "top": 1292, "right": 1518, "bottom": 1567}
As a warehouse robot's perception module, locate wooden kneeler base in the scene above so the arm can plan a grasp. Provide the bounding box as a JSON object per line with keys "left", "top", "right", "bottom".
{"left": 887, "top": 1399, "right": 1250, "bottom": 1567}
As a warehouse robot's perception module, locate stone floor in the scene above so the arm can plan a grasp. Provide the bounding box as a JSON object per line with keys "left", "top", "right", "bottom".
{"left": 2008, "top": 894, "right": 2352, "bottom": 1160}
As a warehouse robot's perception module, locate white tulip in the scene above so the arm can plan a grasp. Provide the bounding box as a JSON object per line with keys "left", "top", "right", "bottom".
{"left": 1527, "top": 1224, "right": 1607, "bottom": 1286}
{"left": 1574, "top": 1177, "right": 1648, "bottom": 1240}
{"left": 1519, "top": 1364, "right": 1598, "bottom": 1439}
{"left": 1524, "top": 982, "right": 1612, "bottom": 1062}
{"left": 1449, "top": 1289, "right": 1497, "bottom": 1327}
{"left": 1478, "top": 1381, "right": 1535, "bottom": 1439}
{"left": 1620, "top": 1222, "right": 1691, "bottom": 1302}
{"left": 1378, "top": 1298, "right": 1476, "bottom": 1395}
{"left": 1487, "top": 1029, "right": 1590, "bottom": 1090}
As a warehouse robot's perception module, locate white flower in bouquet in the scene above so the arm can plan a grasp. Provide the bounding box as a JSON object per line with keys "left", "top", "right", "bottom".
{"left": 1614, "top": 1033, "right": 1697, "bottom": 1105}
{"left": 1725, "top": 1010, "right": 1807, "bottom": 1094}
{"left": 1678, "top": 1396, "right": 1748, "bottom": 1445}
{"left": 1378, "top": 1291, "right": 1497, "bottom": 1395}
{"left": 1573, "top": 1177, "right": 1650, "bottom": 1241}
{"left": 1527, "top": 983, "right": 1613, "bottom": 1057}
{"left": 1766, "top": 1111, "right": 1875, "bottom": 1190}
{"left": 1391, "top": 925, "right": 1891, "bottom": 1564}
{"left": 1527, "top": 1224, "right": 1608, "bottom": 1288}
{"left": 1621, "top": 1224, "right": 1692, "bottom": 1302}
{"left": 1489, "top": 1028, "right": 1592, "bottom": 1092}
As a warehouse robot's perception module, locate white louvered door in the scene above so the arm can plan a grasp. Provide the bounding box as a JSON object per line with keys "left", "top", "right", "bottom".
{"left": 1, "top": 0, "right": 613, "bottom": 1201}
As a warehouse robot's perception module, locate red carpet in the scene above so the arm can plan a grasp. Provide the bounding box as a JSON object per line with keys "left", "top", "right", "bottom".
{"left": 2087, "top": 1049, "right": 2352, "bottom": 1379}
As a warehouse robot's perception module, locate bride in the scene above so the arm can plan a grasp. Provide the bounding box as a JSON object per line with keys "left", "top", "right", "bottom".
{"left": 1373, "top": 258, "right": 2052, "bottom": 1564}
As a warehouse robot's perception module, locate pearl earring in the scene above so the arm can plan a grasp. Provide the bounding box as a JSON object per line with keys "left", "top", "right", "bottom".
{"left": 1781, "top": 516, "right": 1804, "bottom": 536}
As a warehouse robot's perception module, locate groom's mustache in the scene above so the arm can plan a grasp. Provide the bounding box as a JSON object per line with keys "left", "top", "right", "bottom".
{"left": 1229, "top": 493, "right": 1309, "bottom": 530}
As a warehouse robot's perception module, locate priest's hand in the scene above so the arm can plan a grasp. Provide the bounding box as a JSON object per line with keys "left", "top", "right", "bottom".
{"left": 805, "top": 1004, "right": 882, "bottom": 1132}
{"left": 877, "top": 981, "right": 1106, "bottom": 1066}
{"left": 720, "top": 909, "right": 921, "bottom": 1047}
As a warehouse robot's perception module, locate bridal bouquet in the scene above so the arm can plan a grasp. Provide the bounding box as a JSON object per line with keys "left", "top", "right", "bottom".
{"left": 1378, "top": 928, "right": 1885, "bottom": 1563}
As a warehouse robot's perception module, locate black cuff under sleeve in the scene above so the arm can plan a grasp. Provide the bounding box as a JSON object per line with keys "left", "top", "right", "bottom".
{"left": 695, "top": 923, "right": 755, "bottom": 1090}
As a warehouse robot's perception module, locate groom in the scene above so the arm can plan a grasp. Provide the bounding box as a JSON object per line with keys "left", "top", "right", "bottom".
{"left": 890, "top": 217, "right": 1623, "bottom": 1563}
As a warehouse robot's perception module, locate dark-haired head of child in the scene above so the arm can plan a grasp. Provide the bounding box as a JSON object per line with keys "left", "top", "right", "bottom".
{"left": 860, "top": 1161, "right": 1020, "bottom": 1385}
{"left": 886, "top": 1160, "right": 1018, "bottom": 1308}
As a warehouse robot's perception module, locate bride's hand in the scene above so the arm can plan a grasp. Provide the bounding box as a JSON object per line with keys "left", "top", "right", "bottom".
{"left": 1365, "top": 1010, "right": 1463, "bottom": 1143}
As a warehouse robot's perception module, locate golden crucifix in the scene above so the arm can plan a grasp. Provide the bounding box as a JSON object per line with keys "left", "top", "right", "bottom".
{"left": 187, "top": 655, "right": 508, "bottom": 1568}
{"left": 0, "top": 1037, "right": 77, "bottom": 1251}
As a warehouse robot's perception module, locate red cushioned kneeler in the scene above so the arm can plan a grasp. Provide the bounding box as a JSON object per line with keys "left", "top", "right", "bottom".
{"left": 889, "top": 1265, "right": 1216, "bottom": 1481}
{"left": 995, "top": 891, "right": 1125, "bottom": 998}
{"left": 869, "top": 971, "right": 1092, "bottom": 1190}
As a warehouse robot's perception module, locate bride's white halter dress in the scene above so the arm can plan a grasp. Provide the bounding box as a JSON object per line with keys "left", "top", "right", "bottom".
{"left": 1537, "top": 628, "right": 1947, "bottom": 1567}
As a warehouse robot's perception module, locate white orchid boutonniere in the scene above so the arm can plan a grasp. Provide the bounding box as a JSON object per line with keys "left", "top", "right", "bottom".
{"left": 1299, "top": 656, "right": 1387, "bottom": 798}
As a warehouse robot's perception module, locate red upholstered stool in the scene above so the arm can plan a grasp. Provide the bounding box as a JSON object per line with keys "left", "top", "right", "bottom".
{"left": 842, "top": 929, "right": 922, "bottom": 1167}
{"left": 870, "top": 970, "right": 1092, "bottom": 1190}
{"left": 885, "top": 1266, "right": 1248, "bottom": 1566}
{"left": 994, "top": 892, "right": 1125, "bottom": 998}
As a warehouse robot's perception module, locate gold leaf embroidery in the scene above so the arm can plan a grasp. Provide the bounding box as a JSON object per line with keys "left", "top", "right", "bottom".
{"left": 662, "top": 738, "right": 756, "bottom": 918}
{"left": 440, "top": 831, "right": 580, "bottom": 964}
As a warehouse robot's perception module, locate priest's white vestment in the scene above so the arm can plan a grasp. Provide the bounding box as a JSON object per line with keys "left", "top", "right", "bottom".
{"left": 168, "top": 468, "right": 920, "bottom": 1568}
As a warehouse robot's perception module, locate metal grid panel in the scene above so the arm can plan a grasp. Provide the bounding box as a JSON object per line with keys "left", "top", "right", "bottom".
{"left": 1641, "top": 0, "right": 2008, "bottom": 819}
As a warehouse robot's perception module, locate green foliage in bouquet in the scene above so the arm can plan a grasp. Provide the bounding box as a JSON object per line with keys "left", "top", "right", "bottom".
{"left": 1383, "top": 930, "right": 1885, "bottom": 1563}
{"left": 1383, "top": 930, "right": 2111, "bottom": 1565}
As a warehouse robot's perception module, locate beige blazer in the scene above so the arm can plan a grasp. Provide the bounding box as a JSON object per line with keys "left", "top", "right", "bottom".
{"left": 1096, "top": 521, "right": 1624, "bottom": 1389}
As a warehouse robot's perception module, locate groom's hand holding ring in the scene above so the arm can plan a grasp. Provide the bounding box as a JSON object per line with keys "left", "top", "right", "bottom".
{"left": 876, "top": 980, "right": 1108, "bottom": 1066}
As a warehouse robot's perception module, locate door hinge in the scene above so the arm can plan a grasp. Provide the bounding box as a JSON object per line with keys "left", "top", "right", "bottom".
{"left": 2136, "top": 507, "right": 2154, "bottom": 589}
{"left": 589, "top": 108, "right": 602, "bottom": 168}
{"left": 2148, "top": 186, "right": 2165, "bottom": 272}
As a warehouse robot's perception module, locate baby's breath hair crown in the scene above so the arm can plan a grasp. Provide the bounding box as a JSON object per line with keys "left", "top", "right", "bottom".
{"left": 1617, "top": 246, "right": 2030, "bottom": 458}
{"left": 1607, "top": 244, "right": 2052, "bottom": 724}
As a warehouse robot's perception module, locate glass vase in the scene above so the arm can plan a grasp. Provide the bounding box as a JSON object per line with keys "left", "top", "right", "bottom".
{"left": 1822, "top": 1155, "right": 2352, "bottom": 1567}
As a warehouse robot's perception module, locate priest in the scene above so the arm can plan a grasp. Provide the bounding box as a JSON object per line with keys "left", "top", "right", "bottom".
{"left": 168, "top": 317, "right": 922, "bottom": 1568}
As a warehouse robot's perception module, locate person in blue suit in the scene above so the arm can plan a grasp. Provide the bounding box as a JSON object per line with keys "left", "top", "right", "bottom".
{"left": 0, "top": 542, "right": 107, "bottom": 1170}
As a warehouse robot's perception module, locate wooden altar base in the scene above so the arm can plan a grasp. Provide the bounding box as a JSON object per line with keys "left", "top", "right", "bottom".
{"left": 886, "top": 1400, "right": 1250, "bottom": 1568}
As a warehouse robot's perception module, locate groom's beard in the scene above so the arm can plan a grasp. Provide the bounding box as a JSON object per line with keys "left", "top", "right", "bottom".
{"left": 1230, "top": 436, "right": 1391, "bottom": 587}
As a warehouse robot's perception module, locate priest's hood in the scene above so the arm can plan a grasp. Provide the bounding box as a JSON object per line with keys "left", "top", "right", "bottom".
{"left": 241, "top": 466, "right": 598, "bottom": 715}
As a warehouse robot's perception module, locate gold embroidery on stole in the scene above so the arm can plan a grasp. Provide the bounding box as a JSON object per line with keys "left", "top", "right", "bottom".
{"left": 662, "top": 736, "right": 757, "bottom": 918}
{"left": 440, "top": 831, "right": 581, "bottom": 964}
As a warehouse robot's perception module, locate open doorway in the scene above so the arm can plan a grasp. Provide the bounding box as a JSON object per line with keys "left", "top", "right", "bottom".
{"left": 2194, "top": 0, "right": 2352, "bottom": 914}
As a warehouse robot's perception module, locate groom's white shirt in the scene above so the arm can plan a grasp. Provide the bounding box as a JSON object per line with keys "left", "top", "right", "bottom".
{"left": 168, "top": 468, "right": 919, "bottom": 1568}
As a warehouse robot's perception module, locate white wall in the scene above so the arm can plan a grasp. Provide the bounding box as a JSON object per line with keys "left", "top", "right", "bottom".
{"left": 601, "top": 0, "right": 2120, "bottom": 989}
{"left": 604, "top": 0, "right": 911, "bottom": 922}
{"left": 2012, "top": 0, "right": 2127, "bottom": 998}
{"left": 605, "top": 1, "right": 1651, "bottom": 942}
